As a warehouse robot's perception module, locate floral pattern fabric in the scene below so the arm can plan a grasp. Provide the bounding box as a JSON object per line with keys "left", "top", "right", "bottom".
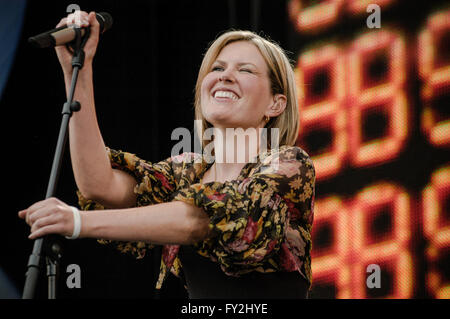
{"left": 77, "top": 145, "right": 315, "bottom": 290}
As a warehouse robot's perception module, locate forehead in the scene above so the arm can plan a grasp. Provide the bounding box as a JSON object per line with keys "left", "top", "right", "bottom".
{"left": 216, "top": 41, "right": 267, "bottom": 68}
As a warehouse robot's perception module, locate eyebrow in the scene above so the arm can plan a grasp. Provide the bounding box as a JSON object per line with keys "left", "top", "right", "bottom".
{"left": 214, "top": 60, "right": 258, "bottom": 68}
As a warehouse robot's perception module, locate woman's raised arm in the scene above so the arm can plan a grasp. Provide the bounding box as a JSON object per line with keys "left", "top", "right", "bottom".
{"left": 56, "top": 11, "right": 137, "bottom": 208}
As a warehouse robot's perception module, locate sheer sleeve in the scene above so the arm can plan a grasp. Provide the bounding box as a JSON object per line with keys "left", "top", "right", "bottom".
{"left": 106, "top": 147, "right": 176, "bottom": 206}
{"left": 171, "top": 146, "right": 316, "bottom": 278}
{"left": 76, "top": 147, "right": 177, "bottom": 259}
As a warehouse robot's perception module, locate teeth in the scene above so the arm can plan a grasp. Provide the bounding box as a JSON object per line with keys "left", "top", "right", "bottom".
{"left": 214, "top": 90, "right": 238, "bottom": 100}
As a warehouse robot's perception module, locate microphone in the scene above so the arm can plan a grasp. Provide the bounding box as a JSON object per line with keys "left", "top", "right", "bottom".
{"left": 28, "top": 12, "right": 113, "bottom": 48}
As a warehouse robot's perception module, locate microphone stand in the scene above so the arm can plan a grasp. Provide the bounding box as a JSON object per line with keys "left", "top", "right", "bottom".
{"left": 22, "top": 27, "right": 88, "bottom": 299}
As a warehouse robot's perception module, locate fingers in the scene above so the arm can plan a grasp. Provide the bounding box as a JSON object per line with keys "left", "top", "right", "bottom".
{"left": 18, "top": 198, "right": 72, "bottom": 238}
{"left": 25, "top": 206, "right": 56, "bottom": 227}
{"left": 87, "top": 11, "right": 100, "bottom": 40}
{"left": 55, "top": 11, "right": 93, "bottom": 29}
{"left": 66, "top": 11, "right": 90, "bottom": 27}
{"left": 19, "top": 197, "right": 62, "bottom": 221}
{"left": 30, "top": 214, "right": 59, "bottom": 234}
{"left": 56, "top": 17, "right": 67, "bottom": 28}
{"left": 18, "top": 200, "right": 50, "bottom": 224}
{"left": 29, "top": 224, "right": 64, "bottom": 240}
{"left": 65, "top": 11, "right": 99, "bottom": 29}
{"left": 88, "top": 11, "right": 99, "bottom": 28}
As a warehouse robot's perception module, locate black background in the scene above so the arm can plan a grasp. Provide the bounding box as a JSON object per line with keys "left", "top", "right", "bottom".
{"left": 1, "top": 0, "right": 448, "bottom": 299}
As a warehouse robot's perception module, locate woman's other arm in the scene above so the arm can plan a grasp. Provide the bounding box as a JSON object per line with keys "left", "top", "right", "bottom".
{"left": 19, "top": 198, "right": 210, "bottom": 245}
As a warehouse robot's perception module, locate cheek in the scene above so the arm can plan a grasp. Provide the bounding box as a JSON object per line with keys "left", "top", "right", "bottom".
{"left": 199, "top": 74, "right": 216, "bottom": 118}
{"left": 201, "top": 73, "right": 215, "bottom": 98}
{"left": 242, "top": 78, "right": 272, "bottom": 108}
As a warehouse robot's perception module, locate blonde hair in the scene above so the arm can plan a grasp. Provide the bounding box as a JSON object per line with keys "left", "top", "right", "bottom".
{"left": 194, "top": 30, "right": 299, "bottom": 149}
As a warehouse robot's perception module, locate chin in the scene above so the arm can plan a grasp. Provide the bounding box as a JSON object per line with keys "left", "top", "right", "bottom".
{"left": 202, "top": 107, "right": 232, "bottom": 125}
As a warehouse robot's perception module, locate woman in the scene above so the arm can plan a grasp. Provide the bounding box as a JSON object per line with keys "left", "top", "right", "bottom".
{"left": 19, "top": 11, "right": 315, "bottom": 299}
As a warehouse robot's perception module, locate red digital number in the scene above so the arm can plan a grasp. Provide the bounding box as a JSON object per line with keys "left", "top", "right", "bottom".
{"left": 418, "top": 10, "right": 450, "bottom": 147}
{"left": 346, "top": 0, "right": 394, "bottom": 14}
{"left": 347, "top": 30, "right": 409, "bottom": 168}
{"left": 288, "top": 0, "right": 344, "bottom": 32}
{"left": 296, "top": 45, "right": 347, "bottom": 181}
{"left": 311, "top": 183, "right": 413, "bottom": 298}
{"left": 311, "top": 196, "right": 351, "bottom": 298}
{"left": 423, "top": 165, "right": 450, "bottom": 299}
{"left": 349, "top": 182, "right": 413, "bottom": 298}
{"left": 296, "top": 30, "right": 409, "bottom": 178}
{"left": 289, "top": 0, "right": 396, "bottom": 33}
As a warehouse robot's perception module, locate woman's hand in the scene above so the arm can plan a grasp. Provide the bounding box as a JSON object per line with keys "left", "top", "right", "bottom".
{"left": 55, "top": 10, "right": 100, "bottom": 76}
{"left": 18, "top": 197, "right": 78, "bottom": 240}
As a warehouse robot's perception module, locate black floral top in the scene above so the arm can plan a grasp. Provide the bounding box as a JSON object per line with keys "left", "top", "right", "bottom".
{"left": 77, "top": 145, "right": 316, "bottom": 290}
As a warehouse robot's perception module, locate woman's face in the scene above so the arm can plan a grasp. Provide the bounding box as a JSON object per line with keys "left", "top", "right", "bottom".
{"left": 200, "top": 41, "right": 275, "bottom": 130}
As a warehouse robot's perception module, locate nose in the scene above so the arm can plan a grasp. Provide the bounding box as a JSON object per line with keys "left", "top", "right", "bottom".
{"left": 219, "top": 68, "right": 235, "bottom": 83}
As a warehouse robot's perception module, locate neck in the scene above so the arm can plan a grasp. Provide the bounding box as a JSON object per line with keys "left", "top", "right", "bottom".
{"left": 211, "top": 126, "right": 267, "bottom": 179}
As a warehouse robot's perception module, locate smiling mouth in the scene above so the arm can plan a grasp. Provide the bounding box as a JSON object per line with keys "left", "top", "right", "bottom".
{"left": 212, "top": 90, "right": 239, "bottom": 101}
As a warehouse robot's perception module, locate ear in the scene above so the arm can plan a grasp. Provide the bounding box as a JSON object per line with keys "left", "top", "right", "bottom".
{"left": 266, "top": 94, "right": 287, "bottom": 118}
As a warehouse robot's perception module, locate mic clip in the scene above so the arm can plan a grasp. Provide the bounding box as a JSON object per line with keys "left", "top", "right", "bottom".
{"left": 66, "top": 26, "right": 90, "bottom": 69}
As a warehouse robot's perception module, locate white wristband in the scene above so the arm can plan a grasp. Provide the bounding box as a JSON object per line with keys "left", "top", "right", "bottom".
{"left": 65, "top": 206, "right": 81, "bottom": 240}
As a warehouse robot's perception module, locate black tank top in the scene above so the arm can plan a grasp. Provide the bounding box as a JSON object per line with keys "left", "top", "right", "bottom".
{"left": 178, "top": 245, "right": 309, "bottom": 299}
